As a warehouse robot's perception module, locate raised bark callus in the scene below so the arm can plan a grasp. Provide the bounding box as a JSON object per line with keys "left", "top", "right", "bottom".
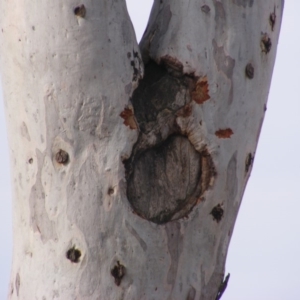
{"left": 0, "top": 0, "right": 283, "bottom": 299}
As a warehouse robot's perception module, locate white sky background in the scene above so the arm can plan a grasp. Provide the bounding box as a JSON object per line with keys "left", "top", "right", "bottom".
{"left": 0, "top": 1, "right": 299, "bottom": 299}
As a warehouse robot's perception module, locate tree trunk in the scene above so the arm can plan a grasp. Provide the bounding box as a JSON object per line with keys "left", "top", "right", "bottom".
{"left": 0, "top": 0, "right": 283, "bottom": 299}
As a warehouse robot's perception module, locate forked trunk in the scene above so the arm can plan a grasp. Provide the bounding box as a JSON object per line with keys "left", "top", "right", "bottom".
{"left": 0, "top": 0, "right": 283, "bottom": 299}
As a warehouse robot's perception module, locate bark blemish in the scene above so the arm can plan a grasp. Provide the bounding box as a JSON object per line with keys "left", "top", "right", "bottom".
{"left": 186, "top": 285, "right": 196, "bottom": 300}
{"left": 10, "top": 283, "right": 14, "bottom": 295}
{"left": 15, "top": 273, "right": 20, "bottom": 296}
{"left": 261, "top": 33, "right": 272, "bottom": 53}
{"left": 212, "top": 40, "right": 235, "bottom": 80}
{"left": 111, "top": 261, "right": 125, "bottom": 286}
{"left": 130, "top": 60, "right": 139, "bottom": 82}
{"left": 201, "top": 150, "right": 216, "bottom": 191}
{"left": 245, "top": 63, "right": 254, "bottom": 79}
{"left": 245, "top": 152, "right": 254, "bottom": 174}
{"left": 20, "top": 122, "right": 31, "bottom": 141}
{"left": 108, "top": 187, "right": 115, "bottom": 195}
{"left": 125, "top": 220, "right": 147, "bottom": 251}
{"left": 28, "top": 158, "right": 33, "bottom": 164}
{"left": 212, "top": 40, "right": 235, "bottom": 104}
{"left": 76, "top": 95, "right": 102, "bottom": 135}
{"left": 215, "top": 128, "right": 233, "bottom": 139}
{"left": 269, "top": 9, "right": 276, "bottom": 31}
{"left": 191, "top": 76, "right": 210, "bottom": 104}
{"left": 120, "top": 107, "right": 138, "bottom": 130}
{"left": 130, "top": 49, "right": 142, "bottom": 82}
{"left": 210, "top": 204, "right": 224, "bottom": 223}
{"left": 166, "top": 222, "right": 183, "bottom": 285}
{"left": 55, "top": 149, "right": 69, "bottom": 165}
{"left": 66, "top": 246, "right": 81, "bottom": 263}
{"left": 21, "top": 122, "right": 31, "bottom": 142}
{"left": 226, "top": 152, "right": 238, "bottom": 201}
{"left": 74, "top": 5, "right": 86, "bottom": 18}
{"left": 201, "top": 5, "right": 210, "bottom": 14}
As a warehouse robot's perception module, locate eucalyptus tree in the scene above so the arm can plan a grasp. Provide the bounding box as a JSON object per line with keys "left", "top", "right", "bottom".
{"left": 0, "top": 0, "right": 283, "bottom": 299}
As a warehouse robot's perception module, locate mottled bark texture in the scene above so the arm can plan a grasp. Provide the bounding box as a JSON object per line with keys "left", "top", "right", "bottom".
{"left": 0, "top": 0, "right": 283, "bottom": 299}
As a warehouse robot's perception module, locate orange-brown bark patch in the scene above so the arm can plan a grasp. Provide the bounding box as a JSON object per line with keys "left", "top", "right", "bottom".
{"left": 215, "top": 128, "right": 233, "bottom": 139}
{"left": 120, "top": 107, "right": 137, "bottom": 130}
{"left": 191, "top": 77, "right": 210, "bottom": 104}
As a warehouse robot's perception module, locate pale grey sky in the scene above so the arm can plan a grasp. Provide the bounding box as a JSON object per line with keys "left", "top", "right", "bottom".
{"left": 1, "top": 1, "right": 299, "bottom": 299}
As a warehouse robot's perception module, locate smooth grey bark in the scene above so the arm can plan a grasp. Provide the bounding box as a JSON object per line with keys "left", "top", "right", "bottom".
{"left": 0, "top": 0, "right": 283, "bottom": 299}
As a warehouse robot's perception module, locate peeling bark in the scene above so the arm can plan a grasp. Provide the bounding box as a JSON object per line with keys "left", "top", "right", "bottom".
{"left": 0, "top": 0, "right": 283, "bottom": 299}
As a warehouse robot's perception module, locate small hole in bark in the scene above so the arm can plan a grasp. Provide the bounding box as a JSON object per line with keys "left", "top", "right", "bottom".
{"left": 74, "top": 5, "right": 86, "bottom": 18}
{"left": 210, "top": 204, "right": 224, "bottom": 223}
{"left": 111, "top": 261, "right": 125, "bottom": 286}
{"left": 245, "top": 63, "right": 254, "bottom": 79}
{"left": 245, "top": 153, "right": 254, "bottom": 173}
{"left": 66, "top": 246, "right": 81, "bottom": 263}
{"left": 28, "top": 158, "right": 33, "bottom": 164}
{"left": 261, "top": 33, "right": 272, "bottom": 53}
{"left": 108, "top": 187, "right": 114, "bottom": 195}
{"left": 201, "top": 5, "right": 210, "bottom": 14}
{"left": 55, "top": 149, "right": 69, "bottom": 165}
